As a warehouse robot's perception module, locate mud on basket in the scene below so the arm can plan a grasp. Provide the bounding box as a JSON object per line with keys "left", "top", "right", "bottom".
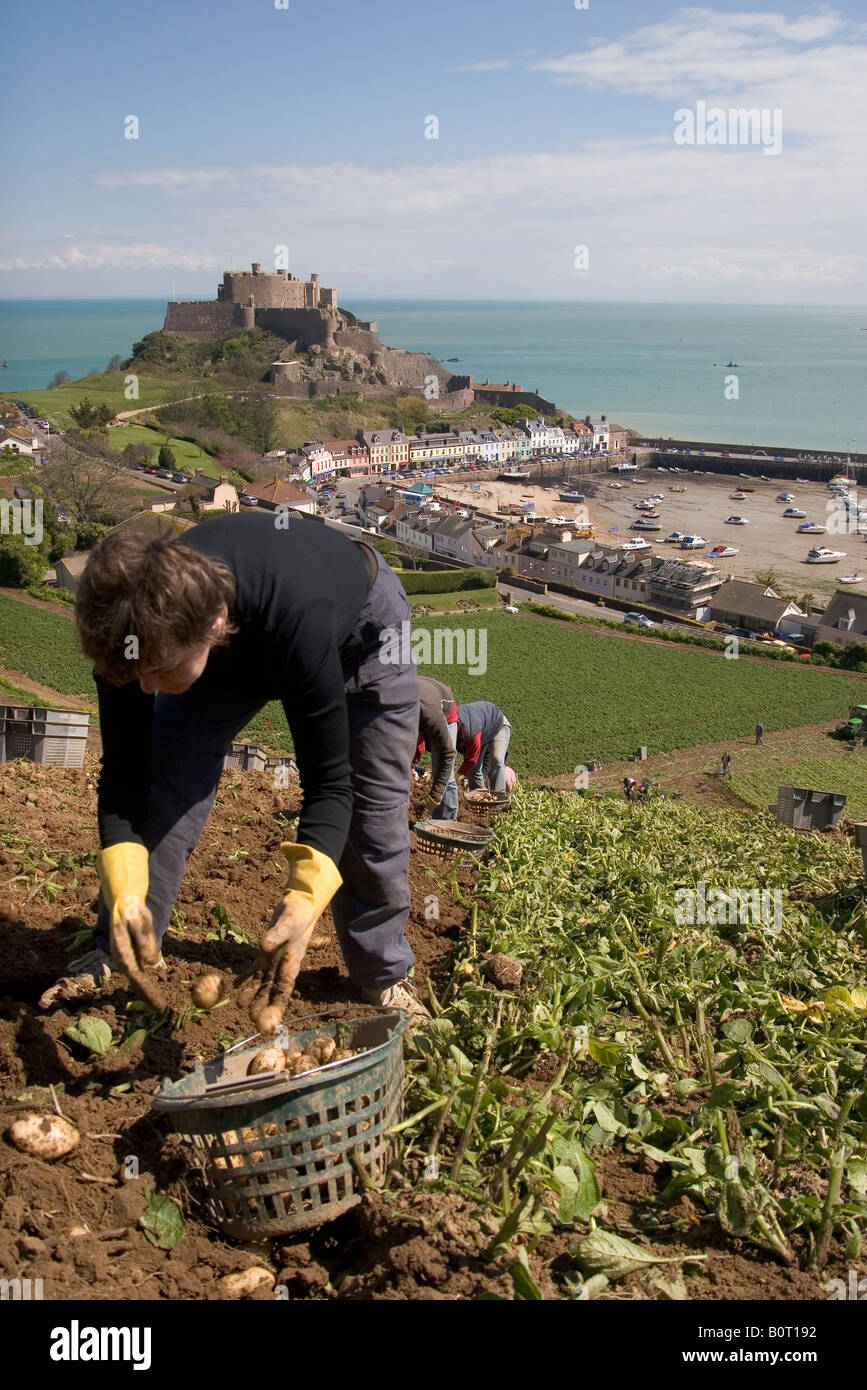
{"left": 152, "top": 1009, "right": 409, "bottom": 1239}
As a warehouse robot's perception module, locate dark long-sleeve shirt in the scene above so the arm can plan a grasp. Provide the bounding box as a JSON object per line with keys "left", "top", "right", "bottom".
{"left": 416, "top": 676, "right": 457, "bottom": 804}
{"left": 456, "top": 701, "right": 504, "bottom": 778}
{"left": 96, "top": 512, "right": 372, "bottom": 865}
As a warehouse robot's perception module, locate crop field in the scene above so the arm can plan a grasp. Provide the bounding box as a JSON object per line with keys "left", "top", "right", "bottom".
{"left": 398, "top": 789, "right": 867, "bottom": 1293}
{"left": 0, "top": 595, "right": 91, "bottom": 695}
{"left": 414, "top": 613, "right": 864, "bottom": 775}
{"left": 1, "top": 599, "right": 862, "bottom": 776}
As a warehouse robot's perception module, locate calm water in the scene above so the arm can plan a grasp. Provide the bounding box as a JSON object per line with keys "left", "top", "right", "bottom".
{"left": 2, "top": 298, "right": 865, "bottom": 451}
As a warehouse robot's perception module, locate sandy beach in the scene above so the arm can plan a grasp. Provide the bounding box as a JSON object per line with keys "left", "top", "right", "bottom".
{"left": 439, "top": 469, "right": 867, "bottom": 598}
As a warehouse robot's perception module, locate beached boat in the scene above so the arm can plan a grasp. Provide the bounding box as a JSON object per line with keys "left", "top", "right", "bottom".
{"left": 839, "top": 573, "right": 865, "bottom": 584}
{"left": 805, "top": 547, "right": 846, "bottom": 564}
{"left": 498, "top": 469, "right": 530, "bottom": 483}
{"left": 558, "top": 489, "right": 585, "bottom": 502}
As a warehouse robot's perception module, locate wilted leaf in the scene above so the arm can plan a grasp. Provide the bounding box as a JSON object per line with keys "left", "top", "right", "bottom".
{"left": 140, "top": 1192, "right": 185, "bottom": 1249}
{"left": 63, "top": 1015, "right": 113, "bottom": 1057}
{"left": 574, "top": 1229, "right": 697, "bottom": 1281}
{"left": 846, "top": 1158, "right": 867, "bottom": 1196}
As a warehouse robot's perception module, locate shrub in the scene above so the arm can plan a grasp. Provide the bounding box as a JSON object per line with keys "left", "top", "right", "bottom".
{"left": 392, "top": 566, "right": 496, "bottom": 595}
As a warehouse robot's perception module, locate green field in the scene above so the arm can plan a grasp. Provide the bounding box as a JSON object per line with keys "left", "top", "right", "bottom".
{"left": 8, "top": 373, "right": 209, "bottom": 430}
{"left": 2, "top": 598, "right": 862, "bottom": 773}
{"left": 0, "top": 596, "right": 91, "bottom": 695}
{"left": 108, "top": 423, "right": 217, "bottom": 475}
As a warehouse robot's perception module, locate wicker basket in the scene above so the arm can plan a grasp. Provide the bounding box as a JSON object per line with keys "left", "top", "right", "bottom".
{"left": 413, "top": 819, "right": 495, "bottom": 861}
{"left": 463, "top": 790, "right": 512, "bottom": 824}
{"left": 152, "top": 1009, "right": 408, "bottom": 1238}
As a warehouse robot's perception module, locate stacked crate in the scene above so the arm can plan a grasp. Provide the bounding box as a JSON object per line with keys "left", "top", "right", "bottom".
{"left": 0, "top": 706, "right": 90, "bottom": 770}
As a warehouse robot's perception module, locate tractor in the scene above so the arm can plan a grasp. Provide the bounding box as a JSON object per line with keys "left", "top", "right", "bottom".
{"left": 834, "top": 704, "right": 867, "bottom": 741}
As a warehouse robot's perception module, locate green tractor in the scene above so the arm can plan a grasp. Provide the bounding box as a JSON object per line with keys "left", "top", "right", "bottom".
{"left": 834, "top": 704, "right": 867, "bottom": 740}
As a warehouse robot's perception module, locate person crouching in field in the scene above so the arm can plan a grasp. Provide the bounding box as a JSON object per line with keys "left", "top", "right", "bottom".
{"left": 39, "top": 511, "right": 429, "bottom": 1024}
{"left": 416, "top": 675, "right": 459, "bottom": 821}
{"left": 455, "top": 700, "right": 511, "bottom": 795}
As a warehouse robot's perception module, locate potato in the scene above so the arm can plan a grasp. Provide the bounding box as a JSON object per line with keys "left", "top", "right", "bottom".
{"left": 333, "top": 1048, "right": 354, "bottom": 1062}
{"left": 9, "top": 1114, "right": 80, "bottom": 1160}
{"left": 305, "top": 1035, "right": 336, "bottom": 1065}
{"left": 220, "top": 1267, "right": 275, "bottom": 1299}
{"left": 192, "top": 972, "right": 224, "bottom": 1010}
{"left": 246, "top": 1046, "right": 286, "bottom": 1077}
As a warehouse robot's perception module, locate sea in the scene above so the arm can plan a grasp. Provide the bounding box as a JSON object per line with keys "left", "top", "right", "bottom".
{"left": 1, "top": 298, "right": 865, "bottom": 452}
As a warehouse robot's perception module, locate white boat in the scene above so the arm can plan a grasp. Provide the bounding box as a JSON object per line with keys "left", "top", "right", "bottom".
{"left": 797, "top": 522, "right": 826, "bottom": 533}
{"left": 622, "top": 537, "right": 653, "bottom": 551}
{"left": 498, "top": 470, "right": 531, "bottom": 483}
{"left": 805, "top": 547, "right": 846, "bottom": 564}
{"left": 707, "top": 544, "right": 739, "bottom": 558}
{"left": 839, "top": 573, "right": 865, "bottom": 584}
{"left": 730, "top": 491, "right": 747, "bottom": 500}
{"left": 725, "top": 515, "right": 749, "bottom": 525}
{"left": 681, "top": 535, "right": 708, "bottom": 550}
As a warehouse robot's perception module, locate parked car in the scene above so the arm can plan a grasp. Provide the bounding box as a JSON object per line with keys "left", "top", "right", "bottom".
{"left": 239, "top": 492, "right": 259, "bottom": 506}
{"left": 171, "top": 472, "right": 190, "bottom": 484}
{"left": 156, "top": 468, "right": 173, "bottom": 480}
{"left": 623, "top": 612, "right": 655, "bottom": 628}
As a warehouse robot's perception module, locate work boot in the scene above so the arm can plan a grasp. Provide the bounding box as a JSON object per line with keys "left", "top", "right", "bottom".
{"left": 362, "top": 980, "right": 431, "bottom": 1024}
{"left": 38, "top": 946, "right": 165, "bottom": 1010}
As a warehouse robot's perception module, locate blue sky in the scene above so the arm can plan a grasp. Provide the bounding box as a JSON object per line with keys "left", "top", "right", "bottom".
{"left": 2, "top": 0, "right": 866, "bottom": 302}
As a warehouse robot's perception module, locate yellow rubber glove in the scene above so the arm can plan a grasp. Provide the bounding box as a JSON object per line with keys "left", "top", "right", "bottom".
{"left": 241, "top": 843, "right": 342, "bottom": 1032}
{"left": 423, "top": 793, "right": 440, "bottom": 815}
{"left": 96, "top": 843, "right": 165, "bottom": 1009}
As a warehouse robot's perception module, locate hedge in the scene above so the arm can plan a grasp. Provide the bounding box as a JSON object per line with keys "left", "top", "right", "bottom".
{"left": 392, "top": 566, "right": 496, "bottom": 595}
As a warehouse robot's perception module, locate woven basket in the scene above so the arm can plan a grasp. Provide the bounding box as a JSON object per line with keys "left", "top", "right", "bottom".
{"left": 413, "top": 819, "right": 494, "bottom": 861}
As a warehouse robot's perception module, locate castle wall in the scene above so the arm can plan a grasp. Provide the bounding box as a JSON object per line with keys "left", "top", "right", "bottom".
{"left": 473, "top": 388, "right": 559, "bottom": 414}
{"left": 219, "top": 272, "right": 307, "bottom": 309}
{"left": 255, "top": 307, "right": 333, "bottom": 348}
{"left": 164, "top": 301, "right": 238, "bottom": 338}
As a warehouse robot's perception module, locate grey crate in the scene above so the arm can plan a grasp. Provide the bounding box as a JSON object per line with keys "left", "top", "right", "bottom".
{"left": 0, "top": 706, "right": 89, "bottom": 769}
{"left": 777, "top": 785, "right": 846, "bottom": 831}
{"left": 223, "top": 743, "right": 267, "bottom": 773}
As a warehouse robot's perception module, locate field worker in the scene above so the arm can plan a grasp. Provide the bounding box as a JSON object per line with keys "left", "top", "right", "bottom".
{"left": 755, "top": 722, "right": 765, "bottom": 745}
{"left": 416, "top": 675, "right": 459, "bottom": 821}
{"left": 456, "top": 701, "right": 511, "bottom": 796}
{"left": 39, "top": 511, "right": 430, "bottom": 1024}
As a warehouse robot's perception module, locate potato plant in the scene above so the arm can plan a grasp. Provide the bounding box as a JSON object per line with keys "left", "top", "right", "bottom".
{"left": 399, "top": 788, "right": 867, "bottom": 1273}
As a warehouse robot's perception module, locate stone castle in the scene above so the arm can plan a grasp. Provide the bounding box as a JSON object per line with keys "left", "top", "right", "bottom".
{"left": 163, "top": 263, "right": 559, "bottom": 414}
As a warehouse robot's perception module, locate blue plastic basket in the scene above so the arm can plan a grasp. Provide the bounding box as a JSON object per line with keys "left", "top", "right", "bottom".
{"left": 152, "top": 1008, "right": 408, "bottom": 1238}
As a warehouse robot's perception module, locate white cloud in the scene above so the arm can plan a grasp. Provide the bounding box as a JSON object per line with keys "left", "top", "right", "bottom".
{"left": 0, "top": 241, "right": 222, "bottom": 272}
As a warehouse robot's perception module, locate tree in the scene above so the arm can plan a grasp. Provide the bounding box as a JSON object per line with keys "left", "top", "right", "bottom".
{"left": 0, "top": 533, "right": 48, "bottom": 588}
{"left": 158, "top": 443, "right": 175, "bottom": 470}
{"left": 69, "top": 397, "right": 114, "bottom": 429}
{"left": 107, "top": 354, "right": 124, "bottom": 372}
{"left": 48, "top": 370, "right": 70, "bottom": 388}
{"left": 41, "top": 442, "right": 130, "bottom": 526}
{"left": 753, "top": 567, "right": 780, "bottom": 591}
{"left": 122, "top": 441, "right": 155, "bottom": 468}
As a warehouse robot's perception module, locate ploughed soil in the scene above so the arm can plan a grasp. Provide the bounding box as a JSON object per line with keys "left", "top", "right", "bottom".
{"left": 0, "top": 755, "right": 854, "bottom": 1301}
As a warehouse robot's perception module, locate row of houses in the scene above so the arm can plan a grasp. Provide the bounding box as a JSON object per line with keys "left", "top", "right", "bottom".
{"left": 275, "top": 415, "right": 629, "bottom": 480}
